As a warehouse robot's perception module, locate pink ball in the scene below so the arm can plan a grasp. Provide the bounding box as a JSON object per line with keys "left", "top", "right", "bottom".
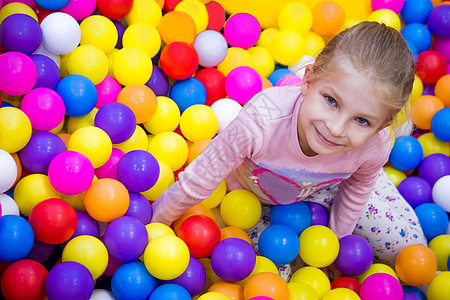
{"left": 275, "top": 75, "right": 303, "bottom": 87}
{"left": 433, "top": 38, "right": 450, "bottom": 64}
{"left": 94, "top": 148, "right": 125, "bottom": 180}
{"left": 48, "top": 151, "right": 95, "bottom": 195}
{"left": 371, "top": 0, "right": 405, "bottom": 14}
{"left": 224, "top": 13, "right": 261, "bottom": 49}
{"left": 20, "top": 87, "right": 65, "bottom": 131}
{"left": 0, "top": 51, "right": 37, "bottom": 96}
{"left": 359, "top": 273, "right": 403, "bottom": 300}
{"left": 225, "top": 66, "right": 262, "bottom": 105}
{"left": 60, "top": 0, "right": 96, "bottom": 20}
{"left": 3, "top": 0, "right": 35, "bottom": 7}
{"left": 95, "top": 75, "right": 122, "bottom": 109}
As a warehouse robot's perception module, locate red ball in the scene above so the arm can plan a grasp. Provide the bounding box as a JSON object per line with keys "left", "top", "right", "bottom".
{"left": 28, "top": 198, "right": 77, "bottom": 245}
{"left": 96, "top": 0, "right": 134, "bottom": 19}
{"left": 163, "top": 0, "right": 183, "bottom": 13}
{"left": 331, "top": 276, "right": 362, "bottom": 295}
{"left": 177, "top": 215, "right": 221, "bottom": 258}
{"left": 160, "top": 41, "right": 199, "bottom": 80}
{"left": 415, "top": 50, "right": 447, "bottom": 85}
{"left": 194, "top": 67, "right": 227, "bottom": 106}
{"left": 206, "top": 1, "right": 226, "bottom": 31}
{"left": 1, "top": 259, "right": 48, "bottom": 300}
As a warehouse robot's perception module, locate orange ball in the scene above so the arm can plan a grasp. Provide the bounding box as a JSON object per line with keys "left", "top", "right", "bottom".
{"left": 220, "top": 226, "right": 252, "bottom": 245}
{"left": 187, "top": 139, "right": 211, "bottom": 165}
{"left": 173, "top": 204, "right": 216, "bottom": 233}
{"left": 10, "top": 152, "right": 22, "bottom": 187}
{"left": 84, "top": 178, "right": 130, "bottom": 222}
{"left": 395, "top": 244, "right": 438, "bottom": 286}
{"left": 262, "top": 77, "right": 273, "bottom": 90}
{"left": 311, "top": 1, "right": 345, "bottom": 36}
{"left": 244, "top": 272, "right": 289, "bottom": 300}
{"left": 410, "top": 95, "right": 445, "bottom": 130}
{"left": 208, "top": 281, "right": 245, "bottom": 300}
{"left": 158, "top": 11, "right": 197, "bottom": 44}
{"left": 117, "top": 84, "right": 157, "bottom": 124}
{"left": 435, "top": 74, "right": 450, "bottom": 107}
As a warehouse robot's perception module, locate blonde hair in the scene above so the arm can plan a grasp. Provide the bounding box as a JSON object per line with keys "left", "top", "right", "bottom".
{"left": 304, "top": 21, "right": 415, "bottom": 124}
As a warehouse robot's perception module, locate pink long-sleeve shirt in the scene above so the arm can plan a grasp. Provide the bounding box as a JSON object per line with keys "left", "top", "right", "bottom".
{"left": 151, "top": 86, "right": 392, "bottom": 238}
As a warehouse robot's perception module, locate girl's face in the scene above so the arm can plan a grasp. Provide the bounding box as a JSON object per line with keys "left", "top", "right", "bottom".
{"left": 298, "top": 68, "right": 392, "bottom": 157}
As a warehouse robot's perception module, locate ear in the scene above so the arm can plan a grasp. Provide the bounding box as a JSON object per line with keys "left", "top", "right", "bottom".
{"left": 378, "top": 120, "right": 393, "bottom": 132}
{"left": 301, "top": 64, "right": 314, "bottom": 95}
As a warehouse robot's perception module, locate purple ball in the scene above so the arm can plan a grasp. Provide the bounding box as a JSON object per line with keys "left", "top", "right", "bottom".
{"left": 145, "top": 64, "right": 170, "bottom": 96}
{"left": 125, "top": 192, "right": 152, "bottom": 224}
{"left": 211, "top": 238, "right": 256, "bottom": 282}
{"left": 422, "top": 84, "right": 435, "bottom": 96}
{"left": 419, "top": 153, "right": 450, "bottom": 185}
{"left": 112, "top": 19, "right": 126, "bottom": 49}
{"left": 103, "top": 216, "right": 149, "bottom": 262}
{"left": 25, "top": 239, "right": 55, "bottom": 263}
{"left": 164, "top": 257, "right": 206, "bottom": 296}
{"left": 19, "top": 132, "right": 66, "bottom": 174}
{"left": 117, "top": 150, "right": 160, "bottom": 192}
{"left": 428, "top": 4, "right": 450, "bottom": 39}
{"left": 30, "top": 54, "right": 60, "bottom": 90}
{"left": 434, "top": 38, "right": 450, "bottom": 64}
{"left": 403, "top": 293, "right": 421, "bottom": 300}
{"left": 305, "top": 202, "right": 328, "bottom": 226}
{"left": 397, "top": 176, "right": 432, "bottom": 208}
{"left": 94, "top": 102, "right": 136, "bottom": 144}
{"left": 0, "top": 14, "right": 42, "bottom": 55}
{"left": 334, "top": 235, "right": 374, "bottom": 277}
{"left": 45, "top": 261, "right": 94, "bottom": 300}
{"left": 60, "top": 210, "right": 100, "bottom": 248}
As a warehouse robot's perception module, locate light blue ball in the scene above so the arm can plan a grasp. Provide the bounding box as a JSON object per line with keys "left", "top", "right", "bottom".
{"left": 270, "top": 202, "right": 311, "bottom": 235}
{"left": 258, "top": 224, "right": 300, "bottom": 266}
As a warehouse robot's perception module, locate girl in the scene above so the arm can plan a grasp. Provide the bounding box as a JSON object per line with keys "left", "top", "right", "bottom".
{"left": 151, "top": 21, "right": 426, "bottom": 276}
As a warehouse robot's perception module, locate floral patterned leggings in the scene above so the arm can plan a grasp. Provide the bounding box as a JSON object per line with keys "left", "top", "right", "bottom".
{"left": 245, "top": 167, "right": 427, "bottom": 280}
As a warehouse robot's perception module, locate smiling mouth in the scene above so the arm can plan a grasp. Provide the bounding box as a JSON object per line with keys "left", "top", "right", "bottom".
{"left": 315, "top": 128, "right": 340, "bottom": 146}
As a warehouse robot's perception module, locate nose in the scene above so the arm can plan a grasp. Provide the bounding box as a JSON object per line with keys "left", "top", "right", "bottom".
{"left": 326, "top": 117, "right": 346, "bottom": 138}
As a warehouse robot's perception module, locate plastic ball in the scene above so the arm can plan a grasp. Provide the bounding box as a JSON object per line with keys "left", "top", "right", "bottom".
{"left": 84, "top": 178, "right": 130, "bottom": 222}
{"left": 0, "top": 2, "right": 38, "bottom": 23}
{"left": 397, "top": 176, "right": 432, "bottom": 208}
{"left": 384, "top": 166, "right": 407, "bottom": 187}
{"left": 143, "top": 97, "right": 180, "bottom": 135}
{"left": 111, "top": 262, "right": 158, "bottom": 299}
{"left": 66, "top": 45, "right": 109, "bottom": 85}
{"left": 40, "top": 12, "right": 81, "bottom": 55}
{"left": 122, "top": 22, "right": 161, "bottom": 58}
{"left": 434, "top": 37, "right": 450, "bottom": 65}
{"left": 35, "top": 0, "right": 69, "bottom": 10}
{"left": 145, "top": 222, "right": 175, "bottom": 244}
{"left": 416, "top": 50, "right": 447, "bottom": 85}
{"left": 418, "top": 153, "right": 450, "bottom": 185}
{"left": 368, "top": 8, "right": 401, "bottom": 31}
{"left": 418, "top": 132, "right": 450, "bottom": 157}
{"left": 401, "top": 23, "right": 433, "bottom": 54}
{"left": 174, "top": 0, "right": 208, "bottom": 33}
{"left": 290, "top": 266, "right": 331, "bottom": 299}
{"left": 224, "top": 13, "right": 260, "bottom": 50}
{"left": 415, "top": 203, "right": 449, "bottom": 241}
{"left": 388, "top": 136, "right": 423, "bottom": 171}
{"left": 160, "top": 41, "right": 199, "bottom": 80}
{"left": 322, "top": 288, "right": 360, "bottom": 300}
{"left": 428, "top": 3, "right": 450, "bottom": 39}
{"left": 299, "top": 225, "right": 340, "bottom": 268}
{"left": 30, "top": 54, "right": 60, "bottom": 90}
{"left": 94, "top": 102, "right": 136, "bottom": 144}
{"left": 205, "top": 1, "right": 225, "bottom": 31}
{"left": 0, "top": 51, "right": 37, "bottom": 96}
{"left": 124, "top": 0, "right": 161, "bottom": 27}
{"left": 69, "top": 210, "right": 100, "bottom": 240}
{"left": 371, "top": 0, "right": 405, "bottom": 14}
{"left": 400, "top": 0, "right": 433, "bottom": 24}
{"left": 96, "top": 0, "right": 133, "bottom": 19}
{"left": 359, "top": 273, "right": 403, "bottom": 300}
{"left": 427, "top": 271, "right": 450, "bottom": 300}
{"left": 270, "top": 30, "right": 305, "bottom": 66}
{"left": 211, "top": 238, "right": 256, "bottom": 282}
{"left": 0, "top": 193, "right": 19, "bottom": 216}
{"left": 207, "top": 281, "right": 244, "bottom": 300}
{"left": 144, "top": 235, "right": 190, "bottom": 280}
{"left": 113, "top": 46, "right": 153, "bottom": 86}
{"left": 433, "top": 175, "right": 450, "bottom": 212}
{"left": 258, "top": 224, "right": 300, "bottom": 266}
{"left": 311, "top": 1, "right": 345, "bottom": 36}
{"left": 149, "top": 284, "right": 191, "bottom": 300}
{"left": 429, "top": 234, "right": 450, "bottom": 271}
{"left": 56, "top": 74, "right": 97, "bottom": 117}
{"left": 331, "top": 277, "right": 361, "bottom": 294}
{"left": 247, "top": 46, "right": 275, "bottom": 78}
{"left": 116, "top": 84, "right": 157, "bottom": 124}
{"left": 287, "top": 282, "right": 318, "bottom": 300}
{"left": 21, "top": 88, "right": 63, "bottom": 131}
{"left": 60, "top": 0, "right": 96, "bottom": 21}
{"left": 305, "top": 202, "right": 328, "bottom": 226}
{"left": 180, "top": 104, "right": 218, "bottom": 142}
{"left": 0, "top": 149, "right": 17, "bottom": 194}
{"left": 165, "top": 257, "right": 206, "bottom": 296}
{"left": 194, "top": 68, "right": 226, "bottom": 106}
{"left": 79, "top": 15, "right": 118, "bottom": 54}
{"left": 194, "top": 30, "right": 228, "bottom": 67}
{"left": 217, "top": 47, "right": 253, "bottom": 76}
{"left": 113, "top": 125, "right": 149, "bottom": 152}
{"left": 1, "top": 13, "right": 42, "bottom": 55}
{"left": 158, "top": 11, "right": 196, "bottom": 44}
{"left": 148, "top": 131, "right": 188, "bottom": 171}
{"left": 210, "top": 98, "right": 242, "bottom": 134}
{"left": 360, "top": 263, "right": 399, "bottom": 283}
{"left": 334, "top": 235, "right": 374, "bottom": 277}
{"left": 270, "top": 201, "right": 311, "bottom": 235}
{"left": 198, "top": 292, "right": 231, "bottom": 300}
{"left": 395, "top": 244, "right": 437, "bottom": 286}
{"left": 412, "top": 95, "right": 445, "bottom": 130}
{"left": 431, "top": 108, "right": 450, "bottom": 142}
{"left": 220, "top": 189, "right": 262, "bottom": 230}
{"left": 225, "top": 66, "right": 262, "bottom": 105}
{"left": 277, "top": 2, "right": 313, "bottom": 36}
{"left": 66, "top": 107, "right": 98, "bottom": 133}
{"left": 268, "top": 68, "right": 293, "bottom": 86}
{"left": 125, "top": 192, "right": 152, "bottom": 224}
{"left": 117, "top": 150, "right": 159, "bottom": 192}
{"left": 141, "top": 160, "right": 175, "bottom": 201}
{"left": 244, "top": 272, "right": 289, "bottom": 300}
{"left": 0, "top": 215, "right": 34, "bottom": 262}
{"left": 145, "top": 64, "right": 170, "bottom": 97}
{"left": 435, "top": 75, "right": 450, "bottom": 107}
{"left": 95, "top": 148, "right": 124, "bottom": 180}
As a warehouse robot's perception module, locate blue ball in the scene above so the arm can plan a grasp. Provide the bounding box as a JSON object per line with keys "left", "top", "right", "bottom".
{"left": 404, "top": 39, "right": 418, "bottom": 62}
{"left": 0, "top": 215, "right": 34, "bottom": 262}
{"left": 112, "top": 261, "right": 158, "bottom": 300}
{"left": 270, "top": 202, "right": 311, "bottom": 235}
{"left": 431, "top": 108, "right": 450, "bottom": 142}
{"left": 401, "top": 23, "right": 433, "bottom": 53}
{"left": 414, "top": 203, "right": 449, "bottom": 241}
{"left": 35, "top": 0, "right": 70, "bottom": 10}
{"left": 400, "top": 0, "right": 434, "bottom": 24}
{"left": 149, "top": 284, "right": 191, "bottom": 300}
{"left": 56, "top": 74, "right": 97, "bottom": 117}
{"left": 258, "top": 224, "right": 300, "bottom": 265}
{"left": 268, "top": 68, "right": 293, "bottom": 86}
{"left": 389, "top": 136, "right": 423, "bottom": 171}
{"left": 402, "top": 285, "right": 427, "bottom": 300}
{"left": 169, "top": 77, "right": 206, "bottom": 113}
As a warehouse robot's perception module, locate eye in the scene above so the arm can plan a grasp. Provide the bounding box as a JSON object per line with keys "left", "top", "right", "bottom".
{"left": 325, "top": 96, "right": 337, "bottom": 106}
{"left": 356, "top": 117, "right": 369, "bottom": 126}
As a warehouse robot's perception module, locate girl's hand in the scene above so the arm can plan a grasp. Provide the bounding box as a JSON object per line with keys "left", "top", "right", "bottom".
{"left": 321, "top": 263, "right": 344, "bottom": 281}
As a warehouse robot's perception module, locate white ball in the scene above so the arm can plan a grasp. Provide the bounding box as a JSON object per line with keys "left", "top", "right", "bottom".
{"left": 193, "top": 30, "right": 228, "bottom": 67}
{"left": 210, "top": 98, "right": 242, "bottom": 133}
{"left": 89, "top": 289, "right": 115, "bottom": 300}
{"left": 0, "top": 194, "right": 19, "bottom": 216}
{"left": 0, "top": 149, "right": 17, "bottom": 194}
{"left": 432, "top": 175, "right": 450, "bottom": 212}
{"left": 41, "top": 12, "right": 81, "bottom": 55}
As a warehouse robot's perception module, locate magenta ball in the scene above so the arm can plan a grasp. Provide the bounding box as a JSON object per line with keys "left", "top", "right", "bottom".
{"left": 250, "top": 297, "right": 274, "bottom": 300}
{"left": 334, "top": 235, "right": 374, "bottom": 277}
{"left": 48, "top": 151, "right": 95, "bottom": 195}
{"left": 360, "top": 273, "right": 403, "bottom": 300}
{"left": 95, "top": 75, "right": 122, "bottom": 109}
{"left": 434, "top": 38, "right": 450, "bottom": 64}
{"left": 371, "top": 0, "right": 404, "bottom": 14}
{"left": 60, "top": 0, "right": 96, "bottom": 20}
{"left": 94, "top": 102, "right": 136, "bottom": 144}
{"left": 0, "top": 51, "right": 37, "bottom": 96}
{"left": 20, "top": 87, "right": 65, "bottom": 131}
{"left": 95, "top": 148, "right": 125, "bottom": 180}
{"left": 224, "top": 13, "right": 261, "bottom": 49}
{"left": 117, "top": 150, "right": 160, "bottom": 193}
{"left": 124, "top": 192, "right": 152, "bottom": 224}
{"left": 225, "top": 66, "right": 262, "bottom": 104}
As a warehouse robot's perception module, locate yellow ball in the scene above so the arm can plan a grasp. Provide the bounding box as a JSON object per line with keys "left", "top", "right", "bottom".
{"left": 0, "top": 107, "right": 32, "bottom": 153}
{"left": 14, "top": 174, "right": 61, "bottom": 216}
{"left": 270, "top": 29, "right": 306, "bottom": 66}
{"left": 199, "top": 257, "right": 222, "bottom": 288}
{"left": 61, "top": 191, "right": 87, "bottom": 211}
{"left": 113, "top": 46, "right": 153, "bottom": 86}
{"left": 124, "top": 0, "right": 162, "bottom": 27}
{"left": 49, "top": 117, "right": 65, "bottom": 134}
{"left": 67, "top": 45, "right": 109, "bottom": 85}
{"left": 257, "top": 27, "right": 279, "bottom": 49}
{"left": 145, "top": 222, "right": 175, "bottom": 244}
{"left": 247, "top": 46, "right": 275, "bottom": 78}
{"left": 0, "top": 2, "right": 38, "bottom": 24}
{"left": 322, "top": 288, "right": 360, "bottom": 300}
{"left": 358, "top": 263, "right": 399, "bottom": 283}
{"left": 278, "top": 2, "right": 313, "bottom": 36}
{"left": 174, "top": 0, "right": 209, "bottom": 34}
{"left": 290, "top": 266, "right": 331, "bottom": 299}
{"left": 141, "top": 160, "right": 175, "bottom": 201}
{"left": 79, "top": 15, "right": 118, "bottom": 54}
{"left": 287, "top": 281, "right": 319, "bottom": 300}
{"left": 201, "top": 180, "right": 227, "bottom": 209}
{"left": 60, "top": 53, "right": 70, "bottom": 78}
{"left": 426, "top": 271, "right": 450, "bottom": 300}
{"left": 122, "top": 23, "right": 161, "bottom": 58}
{"left": 239, "top": 255, "right": 279, "bottom": 286}
{"left": 418, "top": 132, "right": 450, "bottom": 157}
{"left": 299, "top": 225, "right": 339, "bottom": 268}
{"left": 384, "top": 166, "right": 407, "bottom": 187}
{"left": 304, "top": 31, "right": 325, "bottom": 57}
{"left": 197, "top": 292, "right": 231, "bottom": 300}
{"left": 113, "top": 125, "right": 149, "bottom": 153}
{"left": 180, "top": 104, "right": 218, "bottom": 142}
{"left": 429, "top": 235, "right": 450, "bottom": 271}
{"left": 67, "top": 108, "right": 98, "bottom": 134}
{"left": 410, "top": 75, "right": 423, "bottom": 103}
{"left": 62, "top": 235, "right": 108, "bottom": 280}
{"left": 143, "top": 235, "right": 190, "bottom": 280}
{"left": 367, "top": 8, "right": 401, "bottom": 31}
{"left": 220, "top": 189, "right": 262, "bottom": 230}
{"left": 106, "top": 48, "right": 119, "bottom": 77}
{"left": 143, "top": 96, "right": 180, "bottom": 135}
{"left": 67, "top": 126, "right": 112, "bottom": 168}
{"left": 217, "top": 47, "right": 253, "bottom": 76}
{"left": 148, "top": 131, "right": 188, "bottom": 171}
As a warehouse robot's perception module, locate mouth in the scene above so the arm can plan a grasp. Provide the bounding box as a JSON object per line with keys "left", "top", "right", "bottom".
{"left": 315, "top": 127, "right": 340, "bottom": 147}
